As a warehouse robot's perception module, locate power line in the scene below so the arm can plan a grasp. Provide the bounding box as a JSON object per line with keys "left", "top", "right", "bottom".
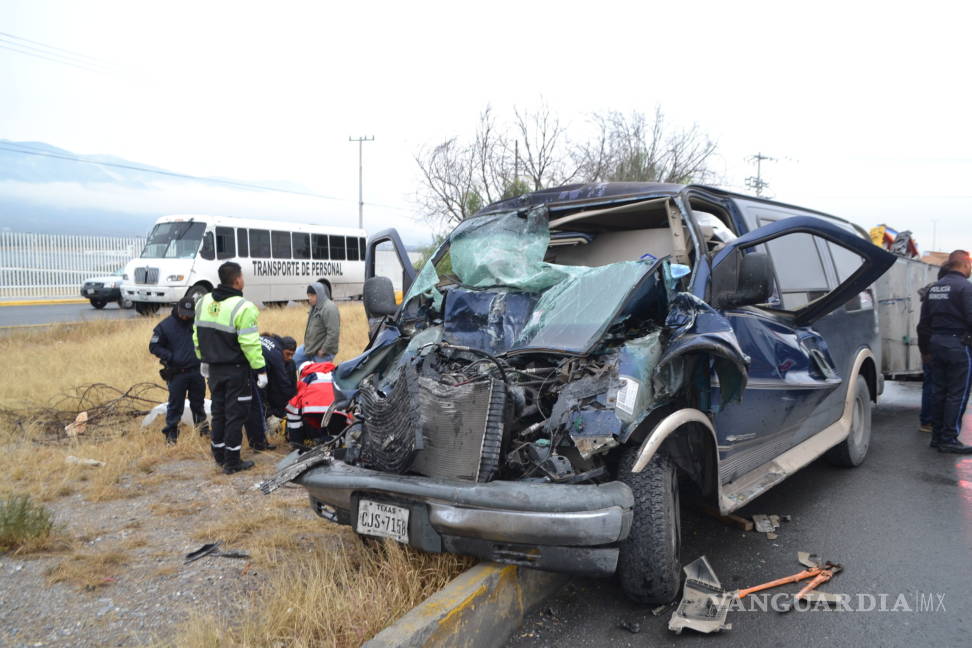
{"left": 0, "top": 32, "right": 112, "bottom": 73}
{"left": 0, "top": 144, "right": 344, "bottom": 201}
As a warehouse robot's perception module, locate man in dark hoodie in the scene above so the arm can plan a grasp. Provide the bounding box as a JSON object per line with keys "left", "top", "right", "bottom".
{"left": 193, "top": 262, "right": 268, "bottom": 474}
{"left": 150, "top": 296, "right": 207, "bottom": 444}
{"left": 294, "top": 281, "right": 340, "bottom": 365}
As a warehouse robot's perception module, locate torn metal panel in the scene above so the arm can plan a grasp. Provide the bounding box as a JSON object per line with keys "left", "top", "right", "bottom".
{"left": 442, "top": 288, "right": 537, "bottom": 355}
{"left": 658, "top": 292, "right": 750, "bottom": 408}
{"left": 669, "top": 556, "right": 733, "bottom": 634}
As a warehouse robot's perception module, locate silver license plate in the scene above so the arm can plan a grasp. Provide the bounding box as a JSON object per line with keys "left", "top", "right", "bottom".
{"left": 355, "top": 499, "right": 409, "bottom": 543}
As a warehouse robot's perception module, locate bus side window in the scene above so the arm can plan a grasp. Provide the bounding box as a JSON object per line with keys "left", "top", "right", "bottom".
{"left": 200, "top": 232, "right": 215, "bottom": 261}
{"left": 215, "top": 227, "right": 236, "bottom": 260}
{"left": 330, "top": 235, "right": 347, "bottom": 261}
{"left": 272, "top": 231, "right": 292, "bottom": 259}
{"left": 237, "top": 228, "right": 249, "bottom": 257}
{"left": 359, "top": 237, "right": 366, "bottom": 260}
{"left": 250, "top": 229, "right": 271, "bottom": 258}
{"left": 293, "top": 232, "right": 311, "bottom": 259}
{"left": 347, "top": 236, "right": 360, "bottom": 261}
{"left": 312, "top": 234, "right": 329, "bottom": 260}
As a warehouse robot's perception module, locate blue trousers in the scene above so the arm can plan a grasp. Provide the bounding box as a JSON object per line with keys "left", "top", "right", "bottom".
{"left": 929, "top": 334, "right": 972, "bottom": 443}
{"left": 920, "top": 361, "right": 935, "bottom": 425}
{"left": 293, "top": 345, "right": 333, "bottom": 366}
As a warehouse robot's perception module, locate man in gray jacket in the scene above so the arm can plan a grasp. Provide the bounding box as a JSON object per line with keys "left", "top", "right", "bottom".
{"left": 294, "top": 282, "right": 340, "bottom": 365}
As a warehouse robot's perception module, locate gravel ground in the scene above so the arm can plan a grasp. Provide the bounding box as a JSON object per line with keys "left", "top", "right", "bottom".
{"left": 0, "top": 453, "right": 316, "bottom": 647}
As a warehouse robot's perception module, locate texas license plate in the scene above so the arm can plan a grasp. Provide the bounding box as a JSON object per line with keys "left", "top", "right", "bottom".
{"left": 355, "top": 499, "right": 409, "bottom": 543}
{"left": 85, "top": 289, "right": 94, "bottom": 295}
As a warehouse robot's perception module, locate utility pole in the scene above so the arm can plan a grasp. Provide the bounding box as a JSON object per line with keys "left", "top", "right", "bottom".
{"left": 349, "top": 135, "right": 374, "bottom": 229}
{"left": 745, "top": 152, "right": 776, "bottom": 197}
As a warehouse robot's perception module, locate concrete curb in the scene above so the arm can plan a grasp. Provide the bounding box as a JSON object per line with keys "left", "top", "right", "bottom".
{"left": 364, "top": 563, "right": 568, "bottom": 648}
{"left": 0, "top": 298, "right": 87, "bottom": 306}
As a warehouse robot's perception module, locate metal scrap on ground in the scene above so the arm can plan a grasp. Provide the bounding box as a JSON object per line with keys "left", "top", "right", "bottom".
{"left": 668, "top": 556, "right": 733, "bottom": 634}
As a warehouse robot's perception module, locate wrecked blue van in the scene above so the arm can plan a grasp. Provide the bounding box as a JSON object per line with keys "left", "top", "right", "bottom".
{"left": 272, "top": 183, "right": 896, "bottom": 604}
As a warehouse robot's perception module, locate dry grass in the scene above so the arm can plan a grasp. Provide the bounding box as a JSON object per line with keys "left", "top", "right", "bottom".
{"left": 45, "top": 548, "right": 129, "bottom": 590}
{"left": 0, "top": 303, "right": 473, "bottom": 645}
{"left": 164, "top": 537, "right": 473, "bottom": 648}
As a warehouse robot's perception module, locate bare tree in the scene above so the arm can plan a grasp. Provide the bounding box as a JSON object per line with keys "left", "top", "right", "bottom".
{"left": 574, "top": 107, "right": 717, "bottom": 184}
{"left": 415, "top": 104, "right": 718, "bottom": 225}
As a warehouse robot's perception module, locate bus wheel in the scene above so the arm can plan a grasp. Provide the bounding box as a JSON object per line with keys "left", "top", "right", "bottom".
{"left": 134, "top": 301, "right": 160, "bottom": 316}
{"left": 185, "top": 284, "right": 209, "bottom": 303}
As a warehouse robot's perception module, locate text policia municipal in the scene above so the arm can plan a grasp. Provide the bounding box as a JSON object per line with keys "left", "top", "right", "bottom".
{"left": 251, "top": 260, "right": 344, "bottom": 277}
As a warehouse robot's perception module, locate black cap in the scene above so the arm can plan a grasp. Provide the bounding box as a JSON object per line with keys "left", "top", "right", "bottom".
{"left": 176, "top": 297, "right": 195, "bottom": 318}
{"left": 279, "top": 336, "right": 297, "bottom": 351}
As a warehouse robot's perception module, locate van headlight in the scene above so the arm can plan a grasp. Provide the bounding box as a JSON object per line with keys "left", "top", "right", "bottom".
{"left": 166, "top": 274, "right": 186, "bottom": 282}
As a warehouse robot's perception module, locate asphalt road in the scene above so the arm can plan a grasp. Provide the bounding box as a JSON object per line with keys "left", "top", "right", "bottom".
{"left": 0, "top": 302, "right": 145, "bottom": 328}
{"left": 508, "top": 381, "right": 972, "bottom": 648}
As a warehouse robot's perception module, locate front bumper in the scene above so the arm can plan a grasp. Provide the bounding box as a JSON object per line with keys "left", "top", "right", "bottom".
{"left": 81, "top": 287, "right": 121, "bottom": 300}
{"left": 286, "top": 455, "right": 634, "bottom": 576}
{"left": 121, "top": 284, "right": 187, "bottom": 303}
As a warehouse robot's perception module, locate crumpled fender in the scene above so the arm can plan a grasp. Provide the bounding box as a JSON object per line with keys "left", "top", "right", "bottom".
{"left": 656, "top": 293, "right": 750, "bottom": 407}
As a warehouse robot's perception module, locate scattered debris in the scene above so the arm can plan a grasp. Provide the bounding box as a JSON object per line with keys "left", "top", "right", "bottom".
{"left": 696, "top": 503, "right": 754, "bottom": 531}
{"left": 184, "top": 542, "right": 251, "bottom": 565}
{"left": 65, "top": 455, "right": 105, "bottom": 467}
{"left": 64, "top": 411, "right": 88, "bottom": 437}
{"left": 651, "top": 604, "right": 669, "bottom": 616}
{"left": 258, "top": 445, "right": 333, "bottom": 495}
{"left": 752, "top": 513, "right": 783, "bottom": 538}
{"left": 669, "top": 556, "right": 733, "bottom": 634}
{"left": 766, "top": 532, "right": 778, "bottom": 540}
{"left": 618, "top": 619, "right": 641, "bottom": 634}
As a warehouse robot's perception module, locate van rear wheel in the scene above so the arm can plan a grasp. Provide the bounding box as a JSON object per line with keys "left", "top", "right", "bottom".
{"left": 616, "top": 447, "right": 682, "bottom": 604}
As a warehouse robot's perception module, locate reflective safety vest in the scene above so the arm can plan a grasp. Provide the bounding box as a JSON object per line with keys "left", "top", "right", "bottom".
{"left": 192, "top": 293, "right": 266, "bottom": 370}
{"left": 286, "top": 362, "right": 347, "bottom": 432}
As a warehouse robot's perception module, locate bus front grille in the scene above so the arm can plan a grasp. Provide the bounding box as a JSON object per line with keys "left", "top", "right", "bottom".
{"left": 135, "top": 267, "right": 159, "bottom": 284}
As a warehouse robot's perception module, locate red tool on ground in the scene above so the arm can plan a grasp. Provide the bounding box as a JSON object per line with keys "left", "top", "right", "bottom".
{"left": 736, "top": 552, "right": 842, "bottom": 609}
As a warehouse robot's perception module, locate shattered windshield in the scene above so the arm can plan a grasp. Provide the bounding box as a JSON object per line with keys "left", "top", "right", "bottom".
{"left": 141, "top": 222, "right": 206, "bottom": 259}
{"left": 404, "top": 208, "right": 666, "bottom": 355}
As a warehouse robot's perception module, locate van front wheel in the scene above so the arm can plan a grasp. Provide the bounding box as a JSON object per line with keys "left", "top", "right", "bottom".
{"left": 616, "top": 447, "right": 681, "bottom": 605}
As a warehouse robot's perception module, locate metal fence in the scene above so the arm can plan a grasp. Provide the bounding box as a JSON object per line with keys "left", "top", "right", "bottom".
{"left": 0, "top": 232, "right": 146, "bottom": 299}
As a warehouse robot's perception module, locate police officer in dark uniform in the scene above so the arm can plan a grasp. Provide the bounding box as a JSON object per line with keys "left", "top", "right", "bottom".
{"left": 242, "top": 334, "right": 297, "bottom": 450}
{"left": 917, "top": 250, "right": 972, "bottom": 454}
{"left": 149, "top": 296, "right": 208, "bottom": 444}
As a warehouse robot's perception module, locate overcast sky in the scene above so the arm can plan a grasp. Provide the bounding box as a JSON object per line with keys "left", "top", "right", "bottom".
{"left": 2, "top": 0, "right": 971, "bottom": 252}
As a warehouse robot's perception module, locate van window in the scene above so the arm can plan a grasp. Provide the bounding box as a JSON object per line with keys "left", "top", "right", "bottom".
{"left": 293, "top": 232, "right": 311, "bottom": 259}
{"left": 312, "top": 234, "right": 329, "bottom": 260}
{"left": 826, "top": 242, "right": 864, "bottom": 283}
{"left": 330, "top": 235, "right": 347, "bottom": 261}
{"left": 237, "top": 228, "right": 249, "bottom": 257}
{"left": 272, "top": 231, "right": 292, "bottom": 259}
{"left": 215, "top": 227, "right": 236, "bottom": 260}
{"left": 250, "top": 229, "right": 271, "bottom": 258}
{"left": 760, "top": 228, "right": 831, "bottom": 309}
{"left": 347, "top": 236, "right": 360, "bottom": 261}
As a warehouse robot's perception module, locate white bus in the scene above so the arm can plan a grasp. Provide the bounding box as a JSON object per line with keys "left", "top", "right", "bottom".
{"left": 120, "top": 215, "right": 367, "bottom": 314}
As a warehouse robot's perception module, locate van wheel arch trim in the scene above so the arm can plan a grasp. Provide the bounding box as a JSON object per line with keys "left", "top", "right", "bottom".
{"left": 630, "top": 408, "right": 716, "bottom": 474}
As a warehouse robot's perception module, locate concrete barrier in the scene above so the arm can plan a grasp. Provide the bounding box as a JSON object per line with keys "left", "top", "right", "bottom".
{"left": 364, "top": 563, "right": 567, "bottom": 648}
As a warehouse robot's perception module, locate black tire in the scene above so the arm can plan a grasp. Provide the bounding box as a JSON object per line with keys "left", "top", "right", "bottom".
{"left": 118, "top": 297, "right": 134, "bottom": 309}
{"left": 89, "top": 299, "right": 107, "bottom": 309}
{"left": 185, "top": 284, "right": 209, "bottom": 303}
{"left": 826, "top": 374, "right": 872, "bottom": 467}
{"left": 134, "top": 301, "right": 160, "bottom": 316}
{"left": 616, "top": 446, "right": 682, "bottom": 604}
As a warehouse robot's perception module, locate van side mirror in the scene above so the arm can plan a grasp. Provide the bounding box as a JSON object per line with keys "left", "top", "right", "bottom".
{"left": 363, "top": 276, "right": 398, "bottom": 319}
{"left": 713, "top": 251, "right": 773, "bottom": 309}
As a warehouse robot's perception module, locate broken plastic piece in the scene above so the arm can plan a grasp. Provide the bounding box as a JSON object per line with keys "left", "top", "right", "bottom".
{"left": 258, "top": 446, "right": 333, "bottom": 495}
{"left": 64, "top": 411, "right": 88, "bottom": 438}
{"left": 65, "top": 455, "right": 105, "bottom": 467}
{"left": 669, "top": 556, "right": 733, "bottom": 634}
{"left": 184, "top": 542, "right": 251, "bottom": 564}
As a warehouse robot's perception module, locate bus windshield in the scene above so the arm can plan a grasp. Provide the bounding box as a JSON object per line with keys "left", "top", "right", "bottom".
{"left": 141, "top": 222, "right": 206, "bottom": 259}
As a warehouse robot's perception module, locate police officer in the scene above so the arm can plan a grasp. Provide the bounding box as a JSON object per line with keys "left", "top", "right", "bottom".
{"left": 193, "top": 262, "right": 268, "bottom": 473}
{"left": 149, "top": 296, "right": 207, "bottom": 444}
{"left": 917, "top": 250, "right": 972, "bottom": 454}
{"left": 242, "top": 334, "right": 298, "bottom": 450}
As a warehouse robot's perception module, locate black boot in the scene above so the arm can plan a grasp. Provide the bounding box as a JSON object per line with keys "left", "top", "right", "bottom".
{"left": 211, "top": 444, "right": 226, "bottom": 465}
{"left": 164, "top": 431, "right": 178, "bottom": 445}
{"left": 937, "top": 439, "right": 972, "bottom": 454}
{"left": 222, "top": 449, "right": 254, "bottom": 474}
{"left": 251, "top": 441, "right": 277, "bottom": 451}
